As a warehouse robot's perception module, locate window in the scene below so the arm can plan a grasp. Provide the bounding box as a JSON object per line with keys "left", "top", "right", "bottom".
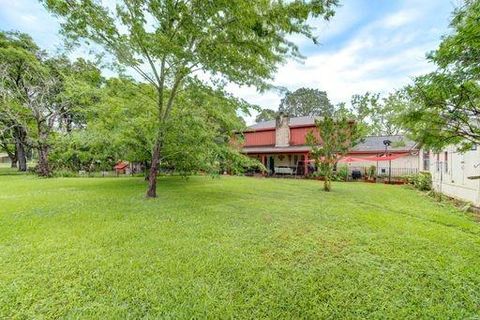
{"left": 436, "top": 153, "right": 440, "bottom": 172}
{"left": 444, "top": 151, "right": 448, "bottom": 173}
{"left": 423, "top": 151, "right": 430, "bottom": 171}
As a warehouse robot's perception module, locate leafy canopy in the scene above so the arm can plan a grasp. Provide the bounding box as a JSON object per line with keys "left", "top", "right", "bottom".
{"left": 42, "top": 0, "right": 337, "bottom": 91}
{"left": 399, "top": 0, "right": 480, "bottom": 151}
{"left": 350, "top": 91, "right": 406, "bottom": 136}
{"left": 307, "top": 117, "right": 362, "bottom": 191}
{"left": 0, "top": 31, "right": 106, "bottom": 175}
{"left": 255, "top": 108, "right": 277, "bottom": 123}
{"left": 279, "top": 87, "right": 334, "bottom": 117}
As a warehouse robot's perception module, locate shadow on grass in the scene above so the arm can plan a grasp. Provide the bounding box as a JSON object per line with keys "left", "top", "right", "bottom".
{"left": 0, "top": 167, "right": 29, "bottom": 176}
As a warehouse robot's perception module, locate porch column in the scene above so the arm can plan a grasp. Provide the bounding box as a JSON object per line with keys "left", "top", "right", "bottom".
{"left": 304, "top": 152, "right": 309, "bottom": 176}
{"left": 261, "top": 154, "right": 266, "bottom": 176}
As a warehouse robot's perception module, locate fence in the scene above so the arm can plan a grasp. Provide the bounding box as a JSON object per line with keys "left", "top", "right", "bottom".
{"left": 346, "top": 166, "right": 418, "bottom": 178}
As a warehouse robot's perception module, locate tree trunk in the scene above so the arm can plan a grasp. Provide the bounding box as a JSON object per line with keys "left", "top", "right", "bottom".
{"left": 1, "top": 133, "right": 18, "bottom": 168}
{"left": 144, "top": 161, "right": 150, "bottom": 181}
{"left": 9, "top": 152, "right": 17, "bottom": 168}
{"left": 35, "top": 120, "right": 52, "bottom": 177}
{"left": 324, "top": 166, "right": 332, "bottom": 191}
{"left": 37, "top": 144, "right": 51, "bottom": 177}
{"left": 146, "top": 140, "right": 161, "bottom": 198}
{"left": 17, "top": 143, "right": 27, "bottom": 171}
{"left": 15, "top": 127, "right": 27, "bottom": 172}
{"left": 4, "top": 143, "right": 17, "bottom": 168}
{"left": 145, "top": 71, "right": 182, "bottom": 198}
{"left": 324, "top": 178, "right": 331, "bottom": 192}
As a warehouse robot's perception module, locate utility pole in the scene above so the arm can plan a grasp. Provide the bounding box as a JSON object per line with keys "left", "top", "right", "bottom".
{"left": 383, "top": 139, "right": 392, "bottom": 184}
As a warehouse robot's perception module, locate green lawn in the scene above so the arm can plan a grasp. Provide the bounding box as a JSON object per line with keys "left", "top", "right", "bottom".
{"left": 1, "top": 175, "right": 479, "bottom": 318}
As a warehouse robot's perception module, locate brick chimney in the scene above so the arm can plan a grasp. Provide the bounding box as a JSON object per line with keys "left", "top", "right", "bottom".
{"left": 275, "top": 112, "right": 290, "bottom": 147}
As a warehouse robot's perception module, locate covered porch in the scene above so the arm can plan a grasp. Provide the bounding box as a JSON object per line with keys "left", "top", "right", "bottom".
{"left": 248, "top": 152, "right": 314, "bottom": 177}
{"left": 242, "top": 145, "right": 315, "bottom": 177}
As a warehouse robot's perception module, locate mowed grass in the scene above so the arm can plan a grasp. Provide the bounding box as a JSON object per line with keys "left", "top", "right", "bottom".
{"left": 1, "top": 175, "right": 479, "bottom": 319}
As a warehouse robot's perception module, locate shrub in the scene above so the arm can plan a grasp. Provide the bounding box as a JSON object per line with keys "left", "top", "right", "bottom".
{"left": 407, "top": 172, "right": 432, "bottom": 191}
{"left": 311, "top": 171, "right": 324, "bottom": 179}
{"left": 330, "top": 164, "right": 348, "bottom": 181}
{"left": 368, "top": 165, "right": 376, "bottom": 178}
{"left": 335, "top": 164, "right": 348, "bottom": 181}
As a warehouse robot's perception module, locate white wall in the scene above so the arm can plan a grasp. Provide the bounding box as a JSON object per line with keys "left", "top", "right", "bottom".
{"left": 430, "top": 146, "right": 480, "bottom": 206}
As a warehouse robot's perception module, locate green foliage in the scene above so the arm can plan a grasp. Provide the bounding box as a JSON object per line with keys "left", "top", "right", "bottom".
{"left": 49, "top": 76, "right": 256, "bottom": 176}
{"left": 220, "top": 149, "right": 266, "bottom": 176}
{"left": 406, "top": 172, "right": 432, "bottom": 191}
{"left": 279, "top": 87, "right": 334, "bottom": 117}
{"left": 53, "top": 169, "right": 80, "bottom": 178}
{"left": 401, "top": 73, "right": 480, "bottom": 152}
{"left": 82, "top": 77, "right": 157, "bottom": 166}
{"left": 42, "top": 0, "right": 339, "bottom": 196}
{"left": 399, "top": 1, "right": 480, "bottom": 151}
{"left": 0, "top": 31, "right": 43, "bottom": 172}
{"left": 333, "top": 164, "right": 348, "bottom": 181}
{"left": 307, "top": 117, "right": 362, "bottom": 191}
{"left": 49, "top": 130, "right": 116, "bottom": 172}
{"left": 368, "top": 165, "right": 376, "bottom": 178}
{"left": 431, "top": 0, "right": 480, "bottom": 76}
{"left": 255, "top": 108, "right": 277, "bottom": 122}
{"left": 1, "top": 175, "right": 480, "bottom": 318}
{"left": 350, "top": 91, "right": 406, "bottom": 136}
{"left": 0, "top": 31, "right": 105, "bottom": 176}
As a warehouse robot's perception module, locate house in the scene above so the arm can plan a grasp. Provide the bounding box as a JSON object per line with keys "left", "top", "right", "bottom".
{"left": 241, "top": 114, "right": 420, "bottom": 177}
{"left": 427, "top": 145, "right": 480, "bottom": 207}
{"left": 0, "top": 153, "right": 9, "bottom": 164}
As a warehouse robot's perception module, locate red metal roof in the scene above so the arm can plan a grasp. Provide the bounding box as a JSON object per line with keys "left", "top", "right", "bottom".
{"left": 242, "top": 145, "right": 312, "bottom": 154}
{"left": 245, "top": 116, "right": 319, "bottom": 132}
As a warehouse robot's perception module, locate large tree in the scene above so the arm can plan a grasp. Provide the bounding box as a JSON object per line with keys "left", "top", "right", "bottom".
{"left": 42, "top": 0, "right": 338, "bottom": 197}
{"left": 350, "top": 91, "right": 405, "bottom": 136}
{"left": 399, "top": 0, "right": 480, "bottom": 151}
{"left": 0, "top": 31, "right": 41, "bottom": 171}
{"left": 51, "top": 76, "right": 258, "bottom": 176}
{"left": 0, "top": 32, "right": 103, "bottom": 176}
{"left": 307, "top": 117, "right": 361, "bottom": 192}
{"left": 279, "top": 87, "right": 334, "bottom": 117}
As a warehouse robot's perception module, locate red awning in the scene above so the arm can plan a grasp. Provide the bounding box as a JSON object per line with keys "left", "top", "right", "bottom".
{"left": 338, "top": 156, "right": 364, "bottom": 163}
{"left": 339, "top": 153, "right": 410, "bottom": 163}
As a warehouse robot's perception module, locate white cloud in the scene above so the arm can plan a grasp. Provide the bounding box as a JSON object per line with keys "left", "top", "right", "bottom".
{"left": 19, "top": 14, "right": 37, "bottom": 24}
{"left": 380, "top": 9, "right": 418, "bottom": 28}
{"left": 230, "top": 0, "right": 455, "bottom": 125}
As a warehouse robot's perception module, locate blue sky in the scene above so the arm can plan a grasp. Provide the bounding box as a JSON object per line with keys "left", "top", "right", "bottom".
{"left": 0, "top": 0, "right": 457, "bottom": 123}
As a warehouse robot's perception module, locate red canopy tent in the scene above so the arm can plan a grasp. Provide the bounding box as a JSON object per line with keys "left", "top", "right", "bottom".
{"left": 338, "top": 156, "right": 364, "bottom": 163}
{"left": 338, "top": 153, "right": 410, "bottom": 163}
{"left": 114, "top": 161, "right": 129, "bottom": 174}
